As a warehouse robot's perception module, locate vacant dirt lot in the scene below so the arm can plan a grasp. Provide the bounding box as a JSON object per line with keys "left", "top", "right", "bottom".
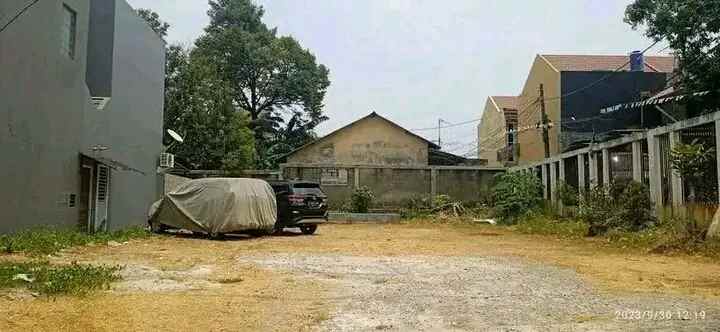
{"left": 1, "top": 223, "right": 719, "bottom": 331}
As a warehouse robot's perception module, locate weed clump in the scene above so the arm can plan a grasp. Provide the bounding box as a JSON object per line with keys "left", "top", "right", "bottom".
{"left": 0, "top": 261, "right": 121, "bottom": 296}
{"left": 0, "top": 226, "right": 150, "bottom": 256}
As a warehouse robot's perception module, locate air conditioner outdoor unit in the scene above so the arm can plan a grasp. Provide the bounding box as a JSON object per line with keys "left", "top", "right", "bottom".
{"left": 159, "top": 153, "right": 175, "bottom": 169}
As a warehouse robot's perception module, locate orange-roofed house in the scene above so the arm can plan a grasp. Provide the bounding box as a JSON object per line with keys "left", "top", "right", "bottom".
{"left": 514, "top": 54, "right": 675, "bottom": 164}
{"left": 477, "top": 96, "right": 519, "bottom": 167}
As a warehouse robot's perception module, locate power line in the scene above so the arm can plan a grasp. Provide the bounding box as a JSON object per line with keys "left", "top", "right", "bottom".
{"left": 411, "top": 95, "right": 542, "bottom": 132}
{"left": 560, "top": 41, "right": 719, "bottom": 127}
{"left": 420, "top": 40, "right": 663, "bottom": 151}
{"left": 0, "top": 0, "right": 41, "bottom": 34}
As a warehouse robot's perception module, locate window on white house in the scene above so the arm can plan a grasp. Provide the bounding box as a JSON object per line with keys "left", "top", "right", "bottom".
{"left": 61, "top": 4, "right": 77, "bottom": 59}
{"left": 321, "top": 168, "right": 348, "bottom": 185}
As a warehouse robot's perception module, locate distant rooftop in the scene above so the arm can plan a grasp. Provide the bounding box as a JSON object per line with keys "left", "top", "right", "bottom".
{"left": 541, "top": 54, "right": 675, "bottom": 73}
{"left": 491, "top": 96, "right": 519, "bottom": 111}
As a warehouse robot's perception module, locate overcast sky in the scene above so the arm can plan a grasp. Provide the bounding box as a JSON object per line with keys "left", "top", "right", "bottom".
{"left": 126, "top": 0, "right": 666, "bottom": 156}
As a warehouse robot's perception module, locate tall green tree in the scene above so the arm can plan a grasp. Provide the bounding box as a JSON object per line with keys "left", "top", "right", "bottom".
{"left": 195, "top": 0, "right": 331, "bottom": 166}
{"left": 164, "top": 46, "right": 255, "bottom": 171}
{"left": 136, "top": 8, "right": 170, "bottom": 38}
{"left": 625, "top": 0, "right": 720, "bottom": 91}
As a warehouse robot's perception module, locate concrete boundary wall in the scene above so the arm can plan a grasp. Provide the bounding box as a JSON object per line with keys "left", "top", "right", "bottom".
{"left": 280, "top": 164, "right": 505, "bottom": 209}
{"left": 511, "top": 111, "right": 720, "bottom": 218}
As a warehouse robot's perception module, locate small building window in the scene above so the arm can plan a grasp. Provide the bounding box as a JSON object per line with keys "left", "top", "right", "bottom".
{"left": 61, "top": 4, "right": 77, "bottom": 59}
{"left": 321, "top": 168, "right": 348, "bottom": 186}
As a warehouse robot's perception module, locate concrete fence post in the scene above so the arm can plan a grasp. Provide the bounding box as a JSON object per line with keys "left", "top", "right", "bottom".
{"left": 430, "top": 168, "right": 437, "bottom": 199}
{"left": 354, "top": 168, "right": 360, "bottom": 189}
{"left": 589, "top": 152, "right": 598, "bottom": 187}
{"left": 279, "top": 164, "right": 286, "bottom": 180}
{"left": 541, "top": 163, "right": 549, "bottom": 200}
{"left": 602, "top": 149, "right": 611, "bottom": 187}
{"left": 669, "top": 131, "right": 684, "bottom": 209}
{"left": 577, "top": 153, "right": 586, "bottom": 193}
{"left": 558, "top": 159, "right": 566, "bottom": 213}
{"left": 717, "top": 120, "right": 720, "bottom": 204}
{"left": 632, "top": 140, "right": 643, "bottom": 183}
{"left": 647, "top": 134, "right": 663, "bottom": 212}
{"left": 550, "top": 162, "right": 557, "bottom": 206}
{"left": 709, "top": 120, "right": 720, "bottom": 239}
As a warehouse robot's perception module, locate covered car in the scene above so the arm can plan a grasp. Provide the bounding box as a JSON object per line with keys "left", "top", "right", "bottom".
{"left": 148, "top": 178, "right": 277, "bottom": 237}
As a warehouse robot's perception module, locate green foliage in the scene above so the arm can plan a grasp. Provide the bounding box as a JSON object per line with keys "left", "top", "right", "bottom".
{"left": 398, "top": 196, "right": 432, "bottom": 219}
{"left": 350, "top": 186, "right": 375, "bottom": 213}
{"left": 136, "top": 8, "right": 170, "bottom": 38}
{"left": 556, "top": 182, "right": 579, "bottom": 206}
{"left": 624, "top": 0, "right": 720, "bottom": 92}
{"left": 513, "top": 215, "right": 588, "bottom": 239}
{"left": 579, "top": 181, "right": 655, "bottom": 236}
{"left": 669, "top": 139, "right": 715, "bottom": 202}
{"left": 491, "top": 172, "right": 543, "bottom": 221}
{"left": 606, "top": 217, "right": 720, "bottom": 257}
{"left": 0, "top": 261, "right": 121, "bottom": 296}
{"left": 0, "top": 227, "right": 150, "bottom": 256}
{"left": 195, "top": 0, "right": 331, "bottom": 167}
{"left": 164, "top": 47, "right": 256, "bottom": 172}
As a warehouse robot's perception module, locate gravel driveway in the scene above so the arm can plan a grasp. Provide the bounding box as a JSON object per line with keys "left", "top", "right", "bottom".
{"left": 241, "top": 253, "right": 719, "bottom": 331}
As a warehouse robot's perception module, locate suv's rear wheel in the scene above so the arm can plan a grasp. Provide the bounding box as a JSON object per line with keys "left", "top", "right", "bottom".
{"left": 300, "top": 225, "right": 317, "bottom": 235}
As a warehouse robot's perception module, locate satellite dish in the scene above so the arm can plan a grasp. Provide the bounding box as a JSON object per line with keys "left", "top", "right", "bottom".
{"left": 167, "top": 129, "right": 184, "bottom": 143}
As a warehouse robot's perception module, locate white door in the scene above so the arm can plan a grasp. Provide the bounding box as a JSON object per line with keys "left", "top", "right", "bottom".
{"left": 94, "top": 164, "right": 111, "bottom": 232}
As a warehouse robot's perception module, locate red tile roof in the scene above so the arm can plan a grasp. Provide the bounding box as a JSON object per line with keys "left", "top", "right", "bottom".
{"left": 540, "top": 54, "right": 675, "bottom": 73}
{"left": 491, "top": 96, "right": 519, "bottom": 111}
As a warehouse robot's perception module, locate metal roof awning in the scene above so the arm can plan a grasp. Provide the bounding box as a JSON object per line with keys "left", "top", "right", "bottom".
{"left": 81, "top": 153, "right": 146, "bottom": 175}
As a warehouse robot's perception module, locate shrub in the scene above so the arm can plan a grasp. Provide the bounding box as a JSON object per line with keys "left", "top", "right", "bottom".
{"left": 579, "top": 180, "right": 655, "bottom": 236}
{"left": 669, "top": 139, "right": 715, "bottom": 203}
{"left": 556, "top": 182, "right": 579, "bottom": 206}
{"left": 350, "top": 186, "right": 375, "bottom": 213}
{"left": 491, "top": 172, "right": 543, "bottom": 221}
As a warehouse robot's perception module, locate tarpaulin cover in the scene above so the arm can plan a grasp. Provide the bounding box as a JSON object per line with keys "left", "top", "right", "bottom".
{"left": 149, "top": 178, "right": 277, "bottom": 234}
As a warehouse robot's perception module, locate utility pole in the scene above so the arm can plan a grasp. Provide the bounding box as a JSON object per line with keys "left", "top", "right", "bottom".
{"left": 437, "top": 118, "right": 442, "bottom": 148}
{"left": 539, "top": 84, "right": 550, "bottom": 158}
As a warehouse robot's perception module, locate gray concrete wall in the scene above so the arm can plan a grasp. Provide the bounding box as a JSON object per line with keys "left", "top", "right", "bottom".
{"left": 436, "top": 168, "right": 498, "bottom": 203}
{"left": 82, "top": 0, "right": 165, "bottom": 230}
{"left": 0, "top": 0, "right": 93, "bottom": 233}
{"left": 0, "top": 0, "right": 164, "bottom": 233}
{"left": 282, "top": 165, "right": 503, "bottom": 209}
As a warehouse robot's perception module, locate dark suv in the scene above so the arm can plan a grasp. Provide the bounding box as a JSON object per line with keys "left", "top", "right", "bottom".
{"left": 268, "top": 180, "right": 328, "bottom": 234}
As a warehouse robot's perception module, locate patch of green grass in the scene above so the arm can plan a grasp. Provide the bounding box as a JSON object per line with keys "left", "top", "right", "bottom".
{"left": 605, "top": 224, "right": 720, "bottom": 257}
{"left": 511, "top": 214, "right": 720, "bottom": 257}
{"left": 513, "top": 215, "right": 588, "bottom": 239}
{"left": 0, "top": 261, "right": 121, "bottom": 296}
{"left": 0, "top": 226, "right": 151, "bottom": 256}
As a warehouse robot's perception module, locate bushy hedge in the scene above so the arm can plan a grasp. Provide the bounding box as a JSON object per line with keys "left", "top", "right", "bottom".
{"left": 491, "top": 172, "right": 543, "bottom": 221}
{"left": 579, "top": 180, "right": 655, "bottom": 236}
{"left": 350, "top": 186, "right": 375, "bottom": 213}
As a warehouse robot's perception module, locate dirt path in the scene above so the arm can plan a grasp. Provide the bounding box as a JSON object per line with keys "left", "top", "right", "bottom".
{"left": 1, "top": 223, "right": 719, "bottom": 331}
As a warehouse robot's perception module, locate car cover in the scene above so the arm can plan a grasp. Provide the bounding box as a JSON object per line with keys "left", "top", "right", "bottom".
{"left": 149, "top": 178, "right": 277, "bottom": 234}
